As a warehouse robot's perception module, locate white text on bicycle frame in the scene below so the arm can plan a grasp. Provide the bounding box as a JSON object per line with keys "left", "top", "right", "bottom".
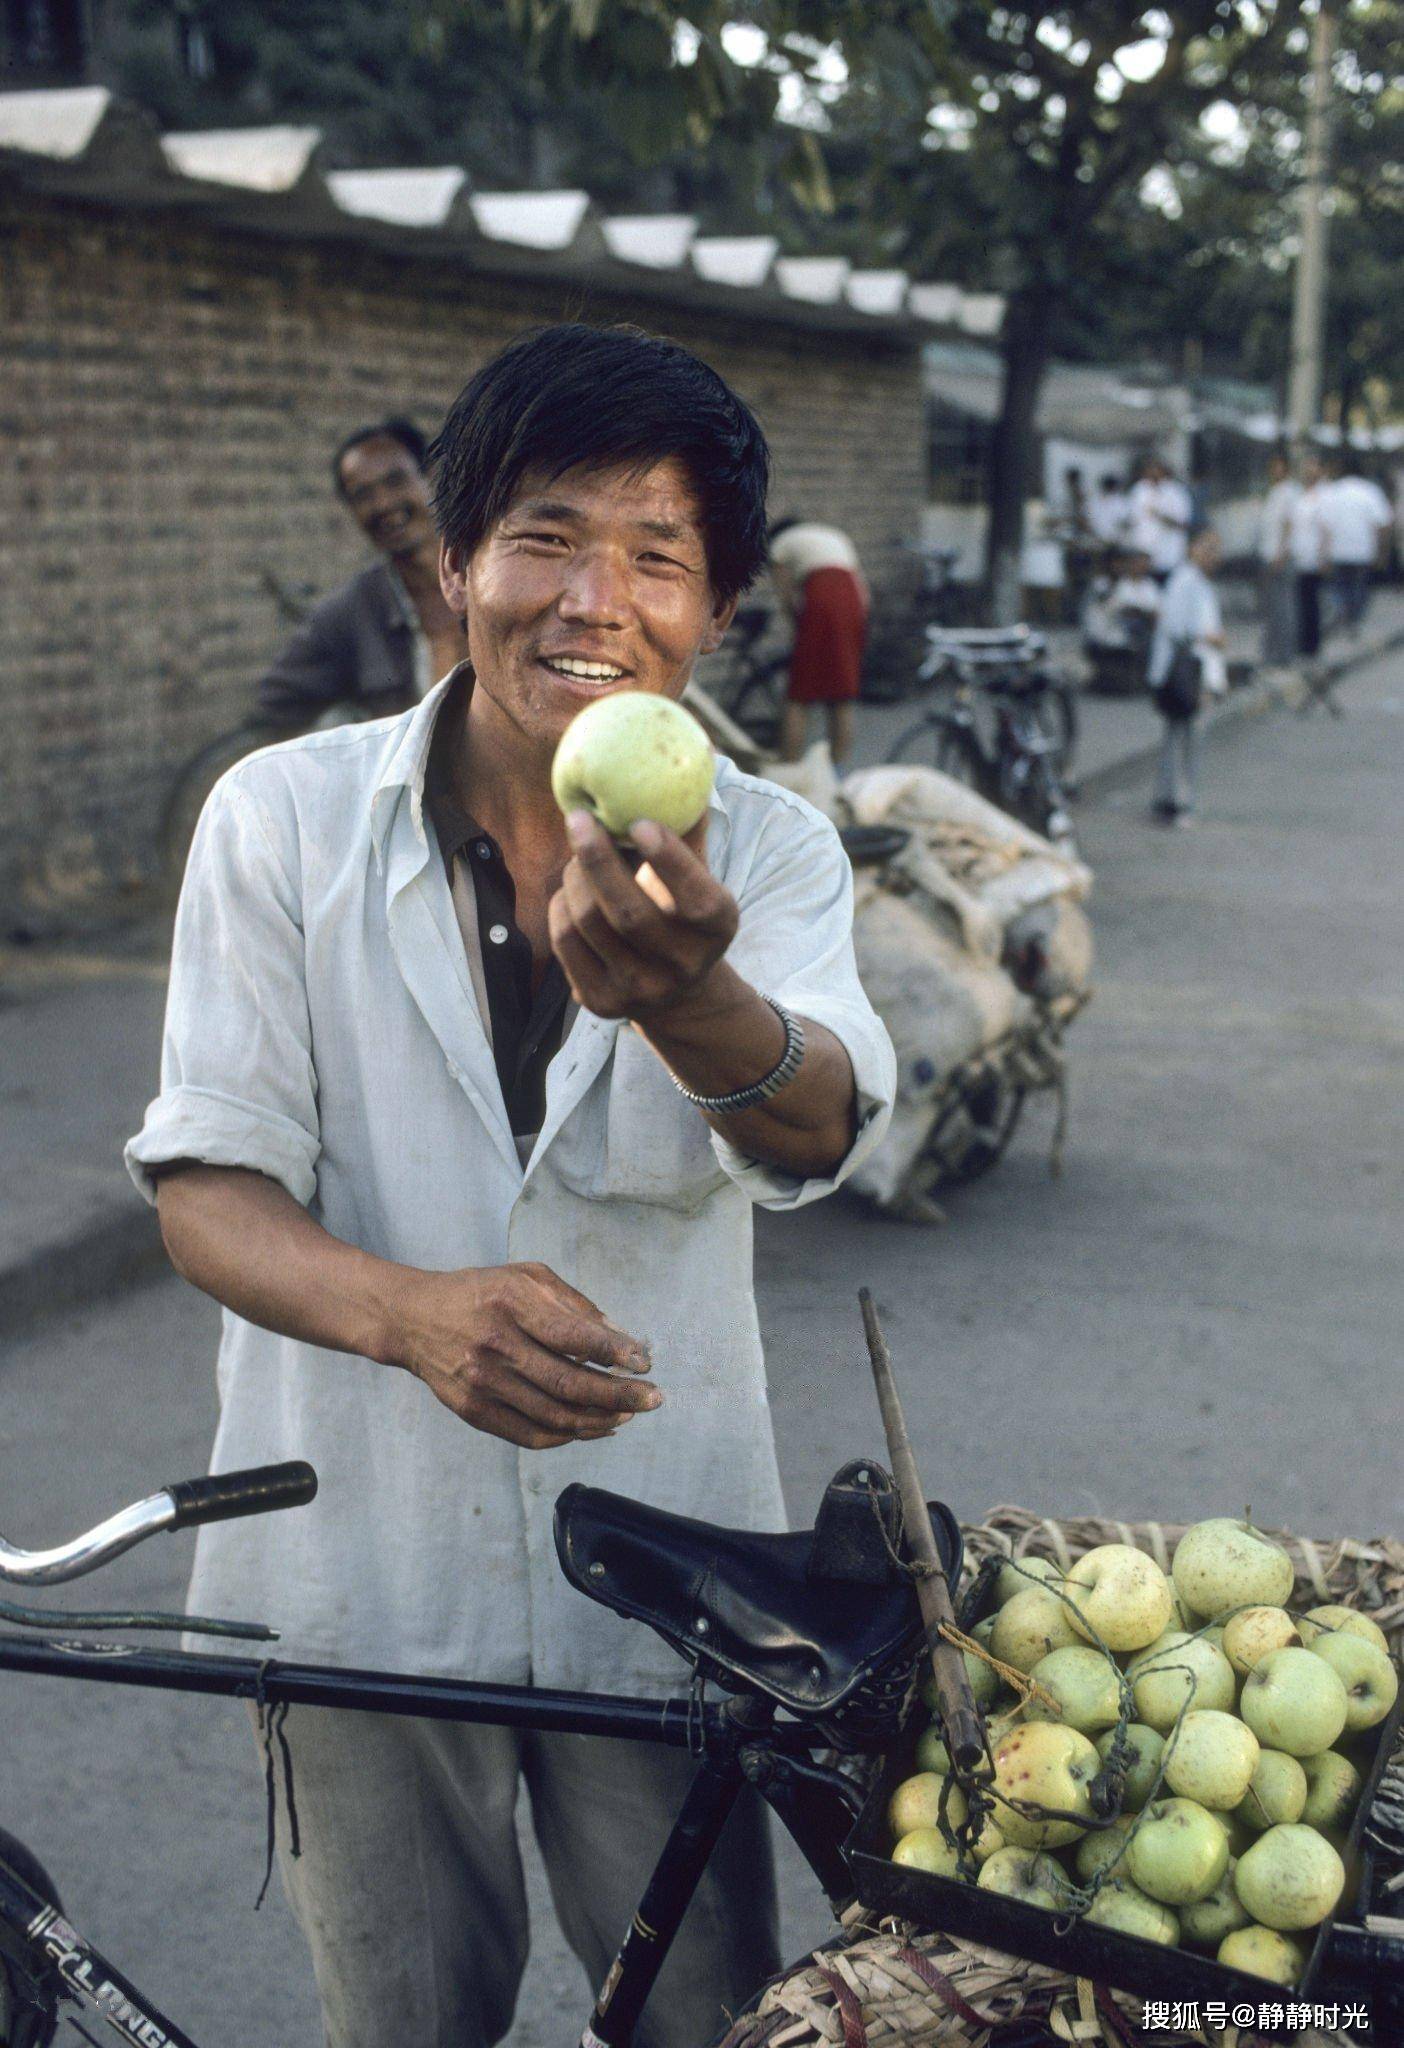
{"left": 28, "top": 1904, "right": 174, "bottom": 2047}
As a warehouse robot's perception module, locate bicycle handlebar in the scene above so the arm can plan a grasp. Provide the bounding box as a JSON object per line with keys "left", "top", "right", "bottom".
{"left": 0, "top": 1462, "right": 318, "bottom": 1587}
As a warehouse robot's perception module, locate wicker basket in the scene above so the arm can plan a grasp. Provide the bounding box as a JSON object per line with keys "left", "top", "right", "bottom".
{"left": 717, "top": 1510, "right": 1404, "bottom": 2048}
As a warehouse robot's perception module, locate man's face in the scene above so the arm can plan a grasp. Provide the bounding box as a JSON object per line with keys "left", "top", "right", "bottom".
{"left": 1302, "top": 456, "right": 1324, "bottom": 487}
{"left": 443, "top": 456, "right": 737, "bottom": 753}
{"left": 337, "top": 435, "right": 436, "bottom": 560}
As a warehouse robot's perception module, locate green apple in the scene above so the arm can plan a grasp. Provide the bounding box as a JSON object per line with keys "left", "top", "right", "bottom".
{"left": 1172, "top": 1519, "right": 1295, "bottom": 1620}
{"left": 1179, "top": 1861, "right": 1251, "bottom": 1948}
{"left": 1235, "top": 1749, "right": 1307, "bottom": 1832}
{"left": 1083, "top": 1876, "right": 1179, "bottom": 1946}
{"left": 978, "top": 1847, "right": 1068, "bottom": 1909}
{"left": 1025, "top": 1646, "right": 1123, "bottom": 1735}
{"left": 989, "top": 1722, "right": 1100, "bottom": 1849}
{"left": 1127, "top": 1632, "right": 1236, "bottom": 1730}
{"left": 1163, "top": 1710, "right": 1260, "bottom": 1810}
{"left": 1300, "top": 1750, "right": 1362, "bottom": 1833}
{"left": 1240, "top": 1647, "right": 1349, "bottom": 1757}
{"left": 995, "top": 1555, "right": 1064, "bottom": 1607}
{"left": 1298, "top": 1605, "right": 1390, "bottom": 1656}
{"left": 1234, "top": 1823, "right": 1345, "bottom": 1930}
{"left": 1095, "top": 1723, "right": 1166, "bottom": 1811}
{"left": 892, "top": 1827, "right": 962, "bottom": 1877}
{"left": 550, "top": 691, "right": 714, "bottom": 839}
{"left": 1218, "top": 1924, "right": 1305, "bottom": 1984}
{"left": 1126, "top": 1798, "right": 1231, "bottom": 1904}
{"left": 990, "top": 1587, "right": 1082, "bottom": 1674}
{"left": 914, "top": 1725, "right": 951, "bottom": 1776}
{"left": 918, "top": 1620, "right": 1000, "bottom": 1714}
{"left": 888, "top": 1770, "right": 966, "bottom": 1840}
{"left": 1074, "top": 1814, "right": 1136, "bottom": 1881}
{"left": 1221, "top": 1606, "right": 1302, "bottom": 1677}
{"left": 1063, "top": 1545, "right": 1174, "bottom": 1653}
{"left": 1307, "top": 1632, "right": 1399, "bottom": 1733}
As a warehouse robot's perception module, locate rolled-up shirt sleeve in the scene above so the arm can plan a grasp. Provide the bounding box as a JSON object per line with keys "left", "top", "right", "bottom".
{"left": 710, "top": 789, "right": 895, "bottom": 1210}
{"left": 125, "top": 763, "right": 321, "bottom": 1206}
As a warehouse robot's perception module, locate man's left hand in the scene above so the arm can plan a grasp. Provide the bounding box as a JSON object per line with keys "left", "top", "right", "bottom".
{"left": 548, "top": 812, "right": 738, "bottom": 1022}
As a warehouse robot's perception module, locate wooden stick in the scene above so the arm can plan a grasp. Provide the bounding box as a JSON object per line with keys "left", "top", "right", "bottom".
{"left": 859, "top": 1287, "right": 985, "bottom": 1774}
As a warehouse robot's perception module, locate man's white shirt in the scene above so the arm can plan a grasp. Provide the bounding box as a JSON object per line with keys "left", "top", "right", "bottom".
{"left": 1128, "top": 479, "right": 1193, "bottom": 574}
{"left": 1149, "top": 560, "right": 1224, "bottom": 694}
{"left": 1258, "top": 479, "right": 1301, "bottom": 565}
{"left": 1319, "top": 476, "right": 1392, "bottom": 565}
{"left": 127, "top": 675, "right": 896, "bottom": 1692}
{"left": 1287, "top": 485, "right": 1328, "bottom": 572}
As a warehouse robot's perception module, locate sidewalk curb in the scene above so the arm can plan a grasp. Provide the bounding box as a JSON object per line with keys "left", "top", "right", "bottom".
{"left": 0, "top": 1203, "right": 166, "bottom": 1341}
{"left": 1075, "top": 625, "right": 1404, "bottom": 804}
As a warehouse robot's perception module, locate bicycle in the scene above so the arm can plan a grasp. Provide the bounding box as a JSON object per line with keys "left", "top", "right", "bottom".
{"left": 0, "top": 1454, "right": 965, "bottom": 2047}
{"left": 706, "top": 606, "right": 791, "bottom": 747}
{"left": 885, "top": 628, "right": 1079, "bottom": 848}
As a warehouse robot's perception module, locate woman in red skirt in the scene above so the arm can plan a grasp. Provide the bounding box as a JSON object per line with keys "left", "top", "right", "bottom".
{"left": 769, "top": 516, "right": 870, "bottom": 765}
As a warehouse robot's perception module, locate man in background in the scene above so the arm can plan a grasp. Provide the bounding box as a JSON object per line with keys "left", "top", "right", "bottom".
{"left": 1257, "top": 452, "right": 1300, "bottom": 676}
{"left": 1319, "top": 457, "right": 1393, "bottom": 638}
{"left": 1128, "top": 456, "right": 1193, "bottom": 583}
{"left": 769, "top": 515, "right": 870, "bottom": 765}
{"left": 1287, "top": 453, "right": 1333, "bottom": 711}
{"left": 1087, "top": 473, "right": 1130, "bottom": 549}
{"left": 256, "top": 418, "right": 466, "bottom": 726}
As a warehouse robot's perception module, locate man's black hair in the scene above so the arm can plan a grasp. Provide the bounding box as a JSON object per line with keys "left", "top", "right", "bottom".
{"left": 430, "top": 324, "right": 771, "bottom": 603}
{"left": 333, "top": 418, "right": 430, "bottom": 493}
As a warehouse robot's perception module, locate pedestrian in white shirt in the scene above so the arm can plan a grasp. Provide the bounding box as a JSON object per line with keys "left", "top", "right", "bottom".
{"left": 1257, "top": 452, "right": 1300, "bottom": 671}
{"left": 1087, "top": 472, "right": 1131, "bottom": 548}
{"left": 1147, "top": 528, "right": 1226, "bottom": 824}
{"left": 1320, "top": 459, "right": 1393, "bottom": 635}
{"left": 1287, "top": 453, "right": 1330, "bottom": 676}
{"left": 1128, "top": 457, "right": 1194, "bottom": 580}
{"left": 126, "top": 324, "right": 895, "bottom": 2048}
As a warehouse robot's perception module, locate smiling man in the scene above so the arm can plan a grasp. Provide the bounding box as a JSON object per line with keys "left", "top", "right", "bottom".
{"left": 126, "top": 324, "right": 895, "bottom": 2048}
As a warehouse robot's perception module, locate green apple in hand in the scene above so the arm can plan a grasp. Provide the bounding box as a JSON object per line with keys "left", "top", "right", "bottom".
{"left": 1235, "top": 1749, "right": 1307, "bottom": 1832}
{"left": 1306, "top": 1631, "right": 1399, "bottom": 1732}
{"left": 1300, "top": 1750, "right": 1362, "bottom": 1833}
{"left": 1234, "top": 1823, "right": 1345, "bottom": 1930}
{"left": 990, "top": 1722, "right": 1100, "bottom": 1848}
{"left": 1084, "top": 1876, "right": 1180, "bottom": 1946}
{"left": 1240, "top": 1647, "right": 1349, "bottom": 1757}
{"left": 1221, "top": 1606, "right": 1301, "bottom": 1677}
{"left": 551, "top": 692, "right": 714, "bottom": 839}
{"left": 978, "top": 1847, "right": 1068, "bottom": 1909}
{"left": 1025, "top": 1646, "right": 1123, "bottom": 1735}
{"left": 1126, "top": 1798, "right": 1231, "bottom": 1904}
{"left": 1218, "top": 1924, "right": 1305, "bottom": 1984}
{"left": 1172, "top": 1519, "right": 1295, "bottom": 1620}
{"left": 1064, "top": 1544, "right": 1174, "bottom": 1653}
{"left": 1095, "top": 1722, "right": 1166, "bottom": 1811}
{"left": 1179, "top": 1862, "right": 1251, "bottom": 1948}
{"left": 1127, "top": 1632, "right": 1236, "bottom": 1730}
{"left": 1163, "top": 1710, "right": 1260, "bottom": 1809}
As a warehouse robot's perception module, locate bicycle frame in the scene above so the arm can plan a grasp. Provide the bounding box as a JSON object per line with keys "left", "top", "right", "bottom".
{"left": 0, "top": 1630, "right": 862, "bottom": 2048}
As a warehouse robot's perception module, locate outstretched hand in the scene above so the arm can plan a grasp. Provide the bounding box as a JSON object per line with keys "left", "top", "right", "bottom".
{"left": 548, "top": 811, "right": 739, "bottom": 1022}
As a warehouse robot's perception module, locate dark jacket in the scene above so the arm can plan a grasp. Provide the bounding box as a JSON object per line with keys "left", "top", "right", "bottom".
{"left": 255, "top": 562, "right": 419, "bottom": 728}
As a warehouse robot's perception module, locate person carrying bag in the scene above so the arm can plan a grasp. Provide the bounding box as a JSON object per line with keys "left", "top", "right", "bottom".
{"left": 1146, "top": 527, "right": 1226, "bottom": 825}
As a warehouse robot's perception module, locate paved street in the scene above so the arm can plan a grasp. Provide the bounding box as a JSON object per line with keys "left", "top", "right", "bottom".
{"left": 2, "top": 649, "right": 1402, "bottom": 2044}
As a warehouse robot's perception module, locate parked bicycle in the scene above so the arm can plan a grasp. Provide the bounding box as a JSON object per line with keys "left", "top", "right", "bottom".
{"left": 0, "top": 1455, "right": 961, "bottom": 2048}
{"left": 885, "top": 626, "right": 1079, "bottom": 847}
{"left": 704, "top": 604, "right": 791, "bottom": 747}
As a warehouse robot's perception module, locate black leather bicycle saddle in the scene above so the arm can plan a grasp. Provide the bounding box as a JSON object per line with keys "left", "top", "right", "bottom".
{"left": 553, "top": 1466, "right": 963, "bottom": 1718}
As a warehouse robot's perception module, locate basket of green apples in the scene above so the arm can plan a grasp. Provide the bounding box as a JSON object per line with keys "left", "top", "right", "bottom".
{"left": 840, "top": 1510, "right": 1404, "bottom": 2045}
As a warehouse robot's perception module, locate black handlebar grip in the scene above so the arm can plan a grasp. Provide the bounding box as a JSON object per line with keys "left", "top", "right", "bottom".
{"left": 165, "top": 1462, "right": 319, "bottom": 1530}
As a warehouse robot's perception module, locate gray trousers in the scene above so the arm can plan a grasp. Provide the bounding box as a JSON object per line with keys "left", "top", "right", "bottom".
{"left": 257, "top": 1706, "right": 781, "bottom": 2048}
{"left": 1259, "top": 565, "right": 1296, "bottom": 667}
{"left": 1155, "top": 714, "right": 1200, "bottom": 814}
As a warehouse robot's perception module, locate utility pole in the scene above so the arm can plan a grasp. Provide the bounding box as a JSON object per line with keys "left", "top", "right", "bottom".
{"left": 1287, "top": 2, "right": 1335, "bottom": 447}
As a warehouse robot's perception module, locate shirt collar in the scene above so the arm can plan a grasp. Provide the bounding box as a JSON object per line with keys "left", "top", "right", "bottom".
{"left": 368, "top": 664, "right": 733, "bottom": 871}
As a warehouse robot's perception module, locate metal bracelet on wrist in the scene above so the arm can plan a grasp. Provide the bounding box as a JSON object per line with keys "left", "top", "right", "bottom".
{"left": 669, "top": 996, "right": 806, "bottom": 1116}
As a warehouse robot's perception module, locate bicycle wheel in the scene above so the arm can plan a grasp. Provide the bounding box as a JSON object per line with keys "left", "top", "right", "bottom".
{"left": 1031, "top": 682, "right": 1078, "bottom": 779}
{"left": 729, "top": 657, "right": 788, "bottom": 747}
{"left": 885, "top": 718, "right": 985, "bottom": 792}
{"left": 924, "top": 1067, "right": 1028, "bottom": 1189}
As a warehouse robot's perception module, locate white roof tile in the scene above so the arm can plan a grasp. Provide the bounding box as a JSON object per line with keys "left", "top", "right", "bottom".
{"left": 845, "top": 269, "right": 909, "bottom": 317}
{"left": 161, "top": 125, "right": 321, "bottom": 192}
{"left": 0, "top": 86, "right": 111, "bottom": 160}
{"left": 328, "top": 167, "right": 467, "bottom": 228}
{"left": 469, "top": 190, "right": 591, "bottom": 249}
{"left": 907, "top": 282, "right": 964, "bottom": 325}
{"left": 956, "top": 292, "right": 1006, "bottom": 337}
{"left": 775, "top": 256, "right": 851, "bottom": 304}
{"left": 602, "top": 214, "right": 697, "bottom": 269}
{"left": 689, "top": 236, "right": 778, "bottom": 288}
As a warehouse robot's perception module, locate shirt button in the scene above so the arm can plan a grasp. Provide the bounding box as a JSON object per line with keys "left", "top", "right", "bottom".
{"left": 488, "top": 923, "right": 509, "bottom": 945}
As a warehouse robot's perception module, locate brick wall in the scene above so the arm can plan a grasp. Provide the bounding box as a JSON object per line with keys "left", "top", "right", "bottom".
{"left": 0, "top": 189, "right": 925, "bottom": 906}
